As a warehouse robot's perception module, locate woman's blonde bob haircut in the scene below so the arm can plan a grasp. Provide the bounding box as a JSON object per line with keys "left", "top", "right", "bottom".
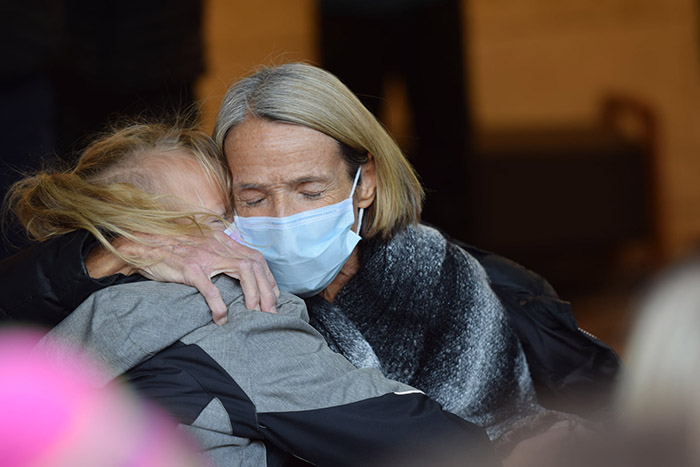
{"left": 213, "top": 62, "right": 424, "bottom": 240}
{"left": 4, "top": 123, "right": 231, "bottom": 268}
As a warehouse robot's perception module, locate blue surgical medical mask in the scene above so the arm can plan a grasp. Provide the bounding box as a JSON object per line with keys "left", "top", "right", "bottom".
{"left": 225, "top": 168, "right": 364, "bottom": 297}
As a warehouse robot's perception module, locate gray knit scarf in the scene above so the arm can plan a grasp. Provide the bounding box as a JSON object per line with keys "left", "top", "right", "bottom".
{"left": 304, "top": 224, "right": 541, "bottom": 438}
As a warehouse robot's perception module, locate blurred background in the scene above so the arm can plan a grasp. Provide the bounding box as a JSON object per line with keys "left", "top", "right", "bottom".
{"left": 4, "top": 0, "right": 700, "bottom": 356}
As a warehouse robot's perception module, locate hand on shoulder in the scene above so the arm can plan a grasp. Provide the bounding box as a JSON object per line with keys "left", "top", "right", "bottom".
{"left": 86, "top": 230, "right": 279, "bottom": 324}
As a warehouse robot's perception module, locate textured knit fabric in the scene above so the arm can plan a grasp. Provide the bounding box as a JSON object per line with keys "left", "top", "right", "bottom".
{"left": 305, "top": 224, "right": 541, "bottom": 438}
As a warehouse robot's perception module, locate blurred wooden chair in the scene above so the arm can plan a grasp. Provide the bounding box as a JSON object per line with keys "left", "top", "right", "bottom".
{"left": 470, "top": 95, "right": 659, "bottom": 293}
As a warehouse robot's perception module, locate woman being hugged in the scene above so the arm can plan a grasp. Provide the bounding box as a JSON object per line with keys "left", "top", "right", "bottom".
{"left": 1, "top": 123, "right": 278, "bottom": 325}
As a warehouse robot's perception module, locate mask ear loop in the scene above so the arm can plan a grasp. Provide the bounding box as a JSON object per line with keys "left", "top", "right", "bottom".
{"left": 354, "top": 208, "right": 364, "bottom": 235}
{"left": 350, "top": 167, "right": 364, "bottom": 235}
{"left": 350, "top": 167, "right": 362, "bottom": 196}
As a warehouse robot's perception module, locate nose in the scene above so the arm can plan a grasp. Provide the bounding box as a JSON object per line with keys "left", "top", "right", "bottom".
{"left": 269, "top": 193, "right": 299, "bottom": 218}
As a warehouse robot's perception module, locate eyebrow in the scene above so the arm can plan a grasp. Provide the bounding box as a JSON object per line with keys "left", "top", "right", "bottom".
{"left": 234, "top": 175, "right": 331, "bottom": 191}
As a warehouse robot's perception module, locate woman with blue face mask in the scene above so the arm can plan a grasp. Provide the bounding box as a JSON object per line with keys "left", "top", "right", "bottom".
{"left": 208, "top": 65, "right": 540, "bottom": 442}
{"left": 1, "top": 63, "right": 619, "bottom": 460}
{"left": 211, "top": 64, "right": 617, "bottom": 448}
{"left": 226, "top": 166, "right": 364, "bottom": 298}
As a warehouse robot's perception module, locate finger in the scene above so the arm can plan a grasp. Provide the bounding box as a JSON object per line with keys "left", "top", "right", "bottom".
{"left": 235, "top": 260, "right": 263, "bottom": 313}
{"left": 192, "top": 232, "right": 277, "bottom": 314}
{"left": 259, "top": 255, "right": 279, "bottom": 298}
{"left": 188, "top": 271, "right": 228, "bottom": 325}
{"left": 251, "top": 260, "right": 278, "bottom": 314}
{"left": 217, "top": 236, "right": 278, "bottom": 312}
{"left": 239, "top": 246, "right": 278, "bottom": 296}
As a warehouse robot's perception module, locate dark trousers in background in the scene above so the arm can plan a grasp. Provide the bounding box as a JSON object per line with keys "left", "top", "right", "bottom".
{"left": 319, "top": 0, "right": 474, "bottom": 241}
{"left": 52, "top": 75, "right": 199, "bottom": 161}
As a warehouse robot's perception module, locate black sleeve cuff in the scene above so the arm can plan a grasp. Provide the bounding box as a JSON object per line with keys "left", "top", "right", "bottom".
{"left": 0, "top": 230, "right": 141, "bottom": 327}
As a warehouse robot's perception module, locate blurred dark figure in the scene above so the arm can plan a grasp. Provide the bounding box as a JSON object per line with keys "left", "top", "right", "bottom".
{"left": 0, "top": 0, "right": 205, "bottom": 259}
{"left": 0, "top": 1, "right": 62, "bottom": 258}
{"left": 53, "top": 0, "right": 205, "bottom": 160}
{"left": 319, "top": 0, "right": 473, "bottom": 241}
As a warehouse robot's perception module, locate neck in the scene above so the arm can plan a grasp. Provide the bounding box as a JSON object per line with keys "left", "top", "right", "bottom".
{"left": 319, "top": 248, "right": 360, "bottom": 302}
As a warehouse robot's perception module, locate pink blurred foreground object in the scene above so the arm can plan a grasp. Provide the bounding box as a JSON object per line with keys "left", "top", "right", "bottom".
{"left": 0, "top": 328, "right": 208, "bottom": 467}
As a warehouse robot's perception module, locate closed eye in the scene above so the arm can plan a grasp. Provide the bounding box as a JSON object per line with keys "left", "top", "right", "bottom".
{"left": 199, "top": 215, "right": 228, "bottom": 230}
{"left": 237, "top": 192, "right": 265, "bottom": 207}
{"left": 234, "top": 185, "right": 267, "bottom": 208}
{"left": 298, "top": 180, "right": 328, "bottom": 201}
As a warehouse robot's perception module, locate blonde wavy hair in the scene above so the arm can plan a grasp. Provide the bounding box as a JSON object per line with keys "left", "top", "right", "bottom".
{"left": 4, "top": 123, "right": 232, "bottom": 268}
{"left": 213, "top": 62, "right": 424, "bottom": 241}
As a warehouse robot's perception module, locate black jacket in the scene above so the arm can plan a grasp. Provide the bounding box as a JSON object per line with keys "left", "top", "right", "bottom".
{"left": 0, "top": 230, "right": 142, "bottom": 324}
{"left": 461, "top": 242, "right": 621, "bottom": 415}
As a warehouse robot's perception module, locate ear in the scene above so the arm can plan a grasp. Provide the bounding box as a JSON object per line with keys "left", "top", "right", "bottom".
{"left": 357, "top": 155, "right": 377, "bottom": 209}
